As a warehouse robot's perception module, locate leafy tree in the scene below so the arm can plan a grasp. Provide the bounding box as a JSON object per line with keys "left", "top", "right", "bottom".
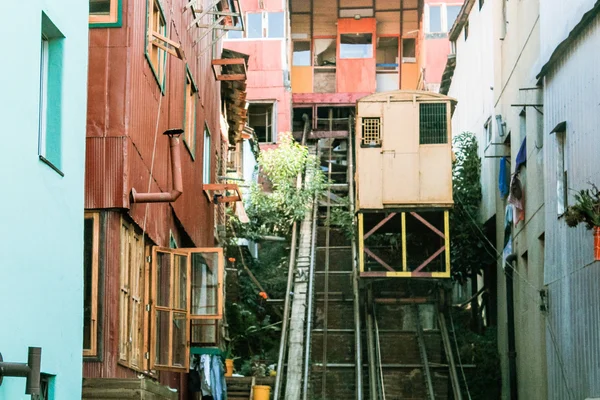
{"left": 450, "top": 132, "right": 494, "bottom": 283}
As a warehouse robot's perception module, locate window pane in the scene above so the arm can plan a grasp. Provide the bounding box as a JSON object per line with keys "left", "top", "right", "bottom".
{"left": 447, "top": 6, "right": 461, "bottom": 30}
{"left": 156, "top": 252, "right": 171, "bottom": 307}
{"left": 190, "top": 252, "right": 219, "bottom": 316}
{"left": 191, "top": 320, "right": 218, "bottom": 346}
{"left": 172, "top": 312, "right": 187, "bottom": 367}
{"left": 402, "top": 38, "right": 416, "bottom": 59}
{"left": 248, "top": 104, "right": 273, "bottom": 143}
{"left": 83, "top": 217, "right": 94, "bottom": 351}
{"left": 340, "top": 33, "right": 373, "bottom": 59}
{"left": 203, "top": 127, "right": 211, "bottom": 184}
{"left": 429, "top": 6, "right": 442, "bottom": 32}
{"left": 268, "top": 12, "right": 284, "bottom": 38}
{"left": 174, "top": 254, "right": 187, "bottom": 310}
{"left": 247, "top": 13, "right": 262, "bottom": 38}
{"left": 155, "top": 310, "right": 170, "bottom": 365}
{"left": 376, "top": 36, "right": 398, "bottom": 69}
{"left": 314, "top": 38, "right": 336, "bottom": 66}
{"left": 293, "top": 41, "right": 311, "bottom": 66}
{"left": 90, "top": 0, "right": 111, "bottom": 15}
{"left": 227, "top": 24, "right": 243, "bottom": 39}
{"left": 419, "top": 103, "right": 448, "bottom": 144}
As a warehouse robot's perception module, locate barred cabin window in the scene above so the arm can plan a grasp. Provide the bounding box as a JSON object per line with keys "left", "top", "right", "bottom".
{"left": 419, "top": 103, "right": 448, "bottom": 144}
{"left": 361, "top": 117, "right": 381, "bottom": 147}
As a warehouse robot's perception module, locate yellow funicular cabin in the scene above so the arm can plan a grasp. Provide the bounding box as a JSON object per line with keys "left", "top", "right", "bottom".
{"left": 355, "top": 90, "right": 457, "bottom": 279}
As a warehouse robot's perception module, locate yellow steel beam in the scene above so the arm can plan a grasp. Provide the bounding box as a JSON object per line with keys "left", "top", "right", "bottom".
{"left": 358, "top": 213, "right": 364, "bottom": 273}
{"left": 401, "top": 212, "right": 407, "bottom": 272}
{"left": 444, "top": 210, "right": 450, "bottom": 276}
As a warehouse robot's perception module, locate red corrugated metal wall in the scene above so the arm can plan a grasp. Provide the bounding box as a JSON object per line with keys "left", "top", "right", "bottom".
{"left": 84, "top": 0, "right": 225, "bottom": 393}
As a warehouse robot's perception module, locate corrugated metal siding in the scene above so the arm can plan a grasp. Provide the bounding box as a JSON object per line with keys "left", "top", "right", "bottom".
{"left": 86, "top": 0, "right": 221, "bottom": 248}
{"left": 543, "top": 11, "right": 600, "bottom": 400}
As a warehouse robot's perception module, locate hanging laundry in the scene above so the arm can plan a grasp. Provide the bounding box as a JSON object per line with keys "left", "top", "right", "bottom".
{"left": 507, "top": 174, "right": 525, "bottom": 226}
{"left": 515, "top": 137, "right": 527, "bottom": 171}
{"left": 504, "top": 204, "right": 513, "bottom": 248}
{"left": 189, "top": 355, "right": 203, "bottom": 393}
{"left": 209, "top": 355, "right": 227, "bottom": 400}
{"left": 200, "top": 354, "right": 213, "bottom": 397}
{"left": 499, "top": 157, "right": 510, "bottom": 199}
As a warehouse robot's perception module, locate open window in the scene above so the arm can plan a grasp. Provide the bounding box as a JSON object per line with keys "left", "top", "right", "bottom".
{"left": 150, "top": 247, "right": 224, "bottom": 371}
{"left": 146, "top": 0, "right": 183, "bottom": 90}
{"left": 340, "top": 33, "right": 373, "bottom": 59}
{"left": 89, "top": 0, "right": 121, "bottom": 27}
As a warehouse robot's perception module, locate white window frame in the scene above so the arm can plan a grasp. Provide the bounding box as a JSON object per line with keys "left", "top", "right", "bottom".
{"left": 226, "top": 11, "right": 285, "bottom": 40}
{"left": 425, "top": 3, "right": 463, "bottom": 34}
{"left": 203, "top": 124, "right": 212, "bottom": 185}
{"left": 556, "top": 130, "right": 567, "bottom": 215}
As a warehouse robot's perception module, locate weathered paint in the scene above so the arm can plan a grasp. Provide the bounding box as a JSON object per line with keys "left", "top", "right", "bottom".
{"left": 337, "top": 18, "right": 377, "bottom": 93}
{"left": 0, "top": 0, "right": 88, "bottom": 399}
{"left": 85, "top": 0, "right": 228, "bottom": 393}
{"left": 542, "top": 7, "right": 600, "bottom": 399}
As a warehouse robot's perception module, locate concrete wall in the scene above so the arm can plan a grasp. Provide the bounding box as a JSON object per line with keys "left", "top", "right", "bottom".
{"left": 541, "top": 5, "right": 600, "bottom": 398}
{"left": 0, "top": 1, "right": 88, "bottom": 399}
{"left": 449, "top": 0, "right": 548, "bottom": 398}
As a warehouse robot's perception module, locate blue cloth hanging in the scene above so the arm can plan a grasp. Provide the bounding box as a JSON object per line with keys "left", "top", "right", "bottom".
{"left": 499, "top": 157, "right": 509, "bottom": 199}
{"left": 515, "top": 137, "right": 527, "bottom": 171}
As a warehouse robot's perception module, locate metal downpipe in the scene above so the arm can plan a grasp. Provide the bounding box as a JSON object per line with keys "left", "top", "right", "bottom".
{"left": 365, "top": 287, "right": 378, "bottom": 400}
{"left": 505, "top": 254, "right": 519, "bottom": 400}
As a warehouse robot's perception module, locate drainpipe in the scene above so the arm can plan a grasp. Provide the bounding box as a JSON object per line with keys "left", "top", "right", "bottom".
{"left": 0, "top": 347, "right": 42, "bottom": 395}
{"left": 131, "top": 129, "right": 184, "bottom": 203}
{"left": 504, "top": 253, "right": 518, "bottom": 400}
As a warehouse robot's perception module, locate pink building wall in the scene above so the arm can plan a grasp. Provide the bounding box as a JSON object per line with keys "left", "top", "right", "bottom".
{"left": 224, "top": 0, "right": 291, "bottom": 138}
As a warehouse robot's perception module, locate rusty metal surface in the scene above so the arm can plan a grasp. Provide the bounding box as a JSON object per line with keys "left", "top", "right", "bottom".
{"left": 86, "top": 0, "right": 223, "bottom": 248}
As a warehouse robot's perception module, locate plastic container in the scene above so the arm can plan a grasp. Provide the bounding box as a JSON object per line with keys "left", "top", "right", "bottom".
{"left": 253, "top": 385, "right": 271, "bottom": 400}
{"left": 225, "top": 359, "right": 234, "bottom": 377}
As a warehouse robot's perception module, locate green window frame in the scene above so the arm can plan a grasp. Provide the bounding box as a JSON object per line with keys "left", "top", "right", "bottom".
{"left": 39, "top": 12, "right": 65, "bottom": 176}
{"left": 183, "top": 65, "right": 198, "bottom": 159}
{"left": 145, "top": 0, "right": 167, "bottom": 93}
{"left": 89, "top": 0, "right": 123, "bottom": 28}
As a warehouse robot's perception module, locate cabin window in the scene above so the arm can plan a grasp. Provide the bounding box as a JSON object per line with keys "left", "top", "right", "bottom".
{"left": 293, "top": 41, "right": 311, "bottom": 66}
{"left": 89, "top": 0, "right": 121, "bottom": 27}
{"left": 146, "top": 0, "right": 167, "bottom": 91}
{"left": 183, "top": 66, "right": 198, "bottom": 159}
{"left": 340, "top": 33, "right": 373, "bottom": 59}
{"left": 203, "top": 124, "right": 211, "bottom": 185}
{"left": 83, "top": 212, "right": 100, "bottom": 357}
{"left": 39, "top": 13, "right": 64, "bottom": 175}
{"left": 419, "top": 103, "right": 448, "bottom": 144}
{"left": 150, "top": 247, "right": 224, "bottom": 371}
{"left": 361, "top": 117, "right": 382, "bottom": 147}
{"left": 119, "top": 219, "right": 148, "bottom": 372}
{"left": 248, "top": 103, "right": 275, "bottom": 143}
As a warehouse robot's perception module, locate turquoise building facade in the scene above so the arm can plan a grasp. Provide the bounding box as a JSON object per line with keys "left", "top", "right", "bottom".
{"left": 0, "top": 1, "right": 88, "bottom": 398}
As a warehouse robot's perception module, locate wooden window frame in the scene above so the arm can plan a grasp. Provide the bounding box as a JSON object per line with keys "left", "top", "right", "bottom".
{"left": 183, "top": 65, "right": 198, "bottom": 159}
{"left": 118, "top": 219, "right": 150, "bottom": 372}
{"left": 89, "top": 0, "right": 122, "bottom": 28}
{"left": 150, "top": 247, "right": 224, "bottom": 372}
{"left": 83, "top": 212, "right": 100, "bottom": 357}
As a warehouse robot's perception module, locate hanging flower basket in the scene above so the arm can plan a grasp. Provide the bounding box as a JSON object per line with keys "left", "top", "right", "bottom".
{"left": 565, "top": 183, "right": 600, "bottom": 261}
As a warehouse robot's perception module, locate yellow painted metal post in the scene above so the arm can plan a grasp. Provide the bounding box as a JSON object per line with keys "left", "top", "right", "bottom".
{"left": 401, "top": 212, "right": 407, "bottom": 272}
{"left": 444, "top": 210, "right": 450, "bottom": 276}
{"left": 358, "top": 213, "right": 364, "bottom": 273}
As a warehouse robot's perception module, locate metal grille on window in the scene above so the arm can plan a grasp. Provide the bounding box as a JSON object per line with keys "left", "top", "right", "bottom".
{"left": 419, "top": 103, "right": 447, "bottom": 144}
{"left": 361, "top": 117, "right": 381, "bottom": 147}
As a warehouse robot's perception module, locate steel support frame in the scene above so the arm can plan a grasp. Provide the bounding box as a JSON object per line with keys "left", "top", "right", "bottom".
{"left": 358, "top": 210, "right": 451, "bottom": 278}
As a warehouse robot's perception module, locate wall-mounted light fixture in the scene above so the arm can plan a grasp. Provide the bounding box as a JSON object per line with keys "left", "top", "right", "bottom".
{"left": 0, "top": 347, "right": 42, "bottom": 395}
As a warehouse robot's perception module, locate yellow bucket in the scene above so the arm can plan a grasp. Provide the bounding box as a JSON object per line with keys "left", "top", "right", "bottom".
{"left": 225, "top": 359, "right": 234, "bottom": 377}
{"left": 253, "top": 385, "right": 271, "bottom": 400}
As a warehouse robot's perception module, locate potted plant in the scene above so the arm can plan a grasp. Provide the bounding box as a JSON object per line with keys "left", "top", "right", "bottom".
{"left": 223, "top": 343, "right": 237, "bottom": 377}
{"left": 565, "top": 183, "right": 600, "bottom": 260}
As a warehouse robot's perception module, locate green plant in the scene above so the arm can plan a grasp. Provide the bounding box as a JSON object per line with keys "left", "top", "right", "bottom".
{"left": 450, "top": 132, "right": 494, "bottom": 284}
{"left": 326, "top": 197, "right": 355, "bottom": 240}
{"left": 565, "top": 183, "right": 600, "bottom": 230}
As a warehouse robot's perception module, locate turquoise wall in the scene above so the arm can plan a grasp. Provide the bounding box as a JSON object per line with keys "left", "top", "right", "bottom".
{"left": 0, "top": 0, "right": 88, "bottom": 399}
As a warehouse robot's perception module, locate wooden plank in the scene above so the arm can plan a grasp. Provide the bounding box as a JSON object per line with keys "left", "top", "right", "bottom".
{"left": 217, "top": 74, "right": 246, "bottom": 81}
{"left": 292, "top": 92, "right": 371, "bottom": 104}
{"left": 211, "top": 57, "right": 246, "bottom": 66}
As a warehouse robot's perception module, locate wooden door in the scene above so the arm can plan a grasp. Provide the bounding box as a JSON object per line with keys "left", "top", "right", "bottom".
{"left": 382, "top": 101, "right": 419, "bottom": 204}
